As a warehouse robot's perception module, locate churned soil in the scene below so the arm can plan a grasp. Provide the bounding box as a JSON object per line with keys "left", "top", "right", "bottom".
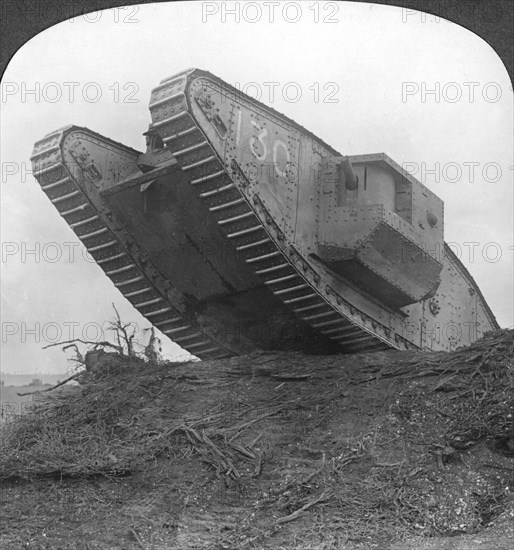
{"left": 0, "top": 330, "right": 513, "bottom": 549}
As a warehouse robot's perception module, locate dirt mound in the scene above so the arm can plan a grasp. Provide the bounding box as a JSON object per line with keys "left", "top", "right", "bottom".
{"left": 0, "top": 330, "right": 513, "bottom": 549}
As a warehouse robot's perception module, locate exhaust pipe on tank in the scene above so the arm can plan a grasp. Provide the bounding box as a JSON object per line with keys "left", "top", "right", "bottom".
{"left": 339, "top": 156, "right": 359, "bottom": 190}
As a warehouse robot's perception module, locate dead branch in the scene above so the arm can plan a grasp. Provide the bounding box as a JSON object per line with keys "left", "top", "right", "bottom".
{"left": 129, "top": 527, "right": 146, "bottom": 549}
{"left": 17, "top": 372, "right": 81, "bottom": 396}
{"left": 62, "top": 343, "right": 84, "bottom": 364}
{"left": 42, "top": 339, "right": 123, "bottom": 353}
{"left": 110, "top": 303, "right": 137, "bottom": 357}
{"left": 276, "top": 489, "right": 332, "bottom": 524}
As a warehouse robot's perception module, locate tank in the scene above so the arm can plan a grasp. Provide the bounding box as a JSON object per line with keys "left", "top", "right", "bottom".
{"left": 30, "top": 68, "right": 499, "bottom": 359}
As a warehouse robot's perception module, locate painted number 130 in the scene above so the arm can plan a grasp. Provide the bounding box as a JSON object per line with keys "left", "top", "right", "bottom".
{"left": 236, "top": 110, "right": 291, "bottom": 178}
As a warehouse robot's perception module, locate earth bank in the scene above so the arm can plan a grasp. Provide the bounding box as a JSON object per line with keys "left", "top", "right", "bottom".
{"left": 1, "top": 330, "right": 513, "bottom": 549}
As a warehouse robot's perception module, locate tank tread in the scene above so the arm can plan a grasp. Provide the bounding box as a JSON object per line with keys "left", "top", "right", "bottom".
{"left": 30, "top": 69, "right": 499, "bottom": 357}
{"left": 31, "top": 128, "right": 234, "bottom": 360}
{"left": 149, "top": 75, "right": 396, "bottom": 353}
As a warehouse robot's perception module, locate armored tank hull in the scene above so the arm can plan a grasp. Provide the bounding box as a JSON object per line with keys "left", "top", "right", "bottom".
{"left": 31, "top": 68, "right": 499, "bottom": 359}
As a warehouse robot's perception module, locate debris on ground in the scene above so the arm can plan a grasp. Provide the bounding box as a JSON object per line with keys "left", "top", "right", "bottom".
{"left": 0, "top": 330, "right": 512, "bottom": 549}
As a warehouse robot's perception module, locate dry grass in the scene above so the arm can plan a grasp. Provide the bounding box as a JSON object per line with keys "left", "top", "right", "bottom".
{"left": 0, "top": 330, "right": 512, "bottom": 549}
{"left": 0, "top": 354, "right": 276, "bottom": 482}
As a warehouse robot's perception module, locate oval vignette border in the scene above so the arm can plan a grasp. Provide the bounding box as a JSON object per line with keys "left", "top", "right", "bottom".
{"left": 0, "top": 0, "right": 513, "bottom": 85}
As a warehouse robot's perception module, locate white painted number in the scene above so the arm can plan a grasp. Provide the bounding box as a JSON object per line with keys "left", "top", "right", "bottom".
{"left": 239, "top": 113, "right": 292, "bottom": 180}
{"left": 250, "top": 120, "right": 268, "bottom": 162}
{"left": 273, "top": 140, "right": 290, "bottom": 177}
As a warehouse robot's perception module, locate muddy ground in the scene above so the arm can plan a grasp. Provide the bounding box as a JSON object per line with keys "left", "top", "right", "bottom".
{"left": 0, "top": 331, "right": 513, "bottom": 549}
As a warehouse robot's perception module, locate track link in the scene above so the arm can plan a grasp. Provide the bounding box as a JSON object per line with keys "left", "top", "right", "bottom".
{"left": 149, "top": 72, "right": 395, "bottom": 353}
{"left": 31, "top": 127, "right": 234, "bottom": 360}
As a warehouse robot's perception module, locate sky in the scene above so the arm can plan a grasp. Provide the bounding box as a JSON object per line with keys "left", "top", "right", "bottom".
{"left": 1, "top": 1, "right": 512, "bottom": 374}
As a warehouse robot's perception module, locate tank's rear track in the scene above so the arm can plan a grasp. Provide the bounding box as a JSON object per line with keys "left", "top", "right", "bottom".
{"left": 31, "top": 69, "right": 498, "bottom": 358}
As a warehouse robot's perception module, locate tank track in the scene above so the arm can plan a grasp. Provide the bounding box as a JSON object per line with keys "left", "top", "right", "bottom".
{"left": 30, "top": 127, "right": 235, "bottom": 360}
{"left": 32, "top": 70, "right": 497, "bottom": 356}
{"left": 148, "top": 70, "right": 396, "bottom": 353}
